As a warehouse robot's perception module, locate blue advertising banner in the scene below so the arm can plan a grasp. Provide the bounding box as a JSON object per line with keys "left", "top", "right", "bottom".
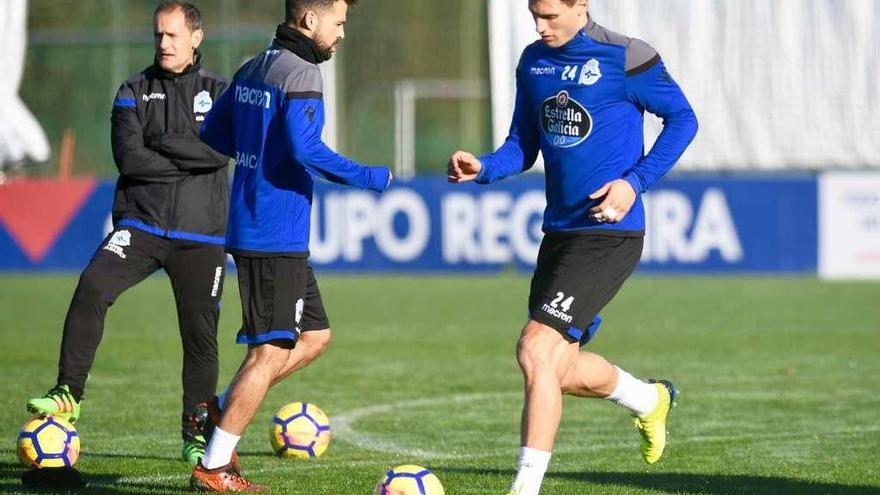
{"left": 639, "top": 176, "right": 817, "bottom": 273}
{"left": 0, "top": 175, "right": 817, "bottom": 273}
{"left": 310, "top": 175, "right": 818, "bottom": 273}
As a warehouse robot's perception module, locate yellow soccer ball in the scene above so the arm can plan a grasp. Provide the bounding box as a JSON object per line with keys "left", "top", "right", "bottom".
{"left": 269, "top": 402, "right": 331, "bottom": 458}
{"left": 17, "top": 416, "right": 80, "bottom": 468}
{"left": 375, "top": 465, "right": 445, "bottom": 495}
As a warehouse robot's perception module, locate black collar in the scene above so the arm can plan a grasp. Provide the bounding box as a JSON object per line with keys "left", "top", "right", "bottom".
{"left": 152, "top": 49, "right": 202, "bottom": 79}
{"left": 274, "top": 24, "right": 328, "bottom": 64}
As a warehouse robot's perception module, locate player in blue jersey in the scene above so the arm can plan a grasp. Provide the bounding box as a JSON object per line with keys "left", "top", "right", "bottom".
{"left": 449, "top": 1, "right": 697, "bottom": 494}
{"left": 191, "top": 0, "right": 391, "bottom": 491}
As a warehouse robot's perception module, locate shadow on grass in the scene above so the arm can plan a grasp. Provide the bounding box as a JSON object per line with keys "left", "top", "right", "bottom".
{"left": 0, "top": 459, "right": 189, "bottom": 494}
{"left": 86, "top": 449, "right": 275, "bottom": 461}
{"left": 1, "top": 446, "right": 277, "bottom": 494}
{"left": 79, "top": 451, "right": 180, "bottom": 462}
{"left": 442, "top": 467, "right": 880, "bottom": 495}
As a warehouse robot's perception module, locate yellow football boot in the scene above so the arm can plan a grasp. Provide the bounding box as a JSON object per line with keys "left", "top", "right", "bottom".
{"left": 634, "top": 379, "right": 678, "bottom": 464}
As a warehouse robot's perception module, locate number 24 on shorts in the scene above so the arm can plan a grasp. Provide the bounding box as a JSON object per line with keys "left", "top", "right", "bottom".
{"left": 549, "top": 292, "right": 574, "bottom": 313}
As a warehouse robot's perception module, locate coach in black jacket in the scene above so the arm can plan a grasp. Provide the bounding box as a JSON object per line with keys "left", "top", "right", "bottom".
{"left": 26, "top": 1, "right": 230, "bottom": 466}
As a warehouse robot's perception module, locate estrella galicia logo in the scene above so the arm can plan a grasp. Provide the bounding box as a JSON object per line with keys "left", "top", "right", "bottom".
{"left": 541, "top": 90, "right": 592, "bottom": 148}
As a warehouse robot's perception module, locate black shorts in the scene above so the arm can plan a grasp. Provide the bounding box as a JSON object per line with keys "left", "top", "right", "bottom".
{"left": 232, "top": 255, "right": 329, "bottom": 346}
{"left": 528, "top": 232, "right": 643, "bottom": 346}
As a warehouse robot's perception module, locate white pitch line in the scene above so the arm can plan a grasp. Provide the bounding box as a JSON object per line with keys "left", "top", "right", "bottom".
{"left": 333, "top": 392, "right": 880, "bottom": 459}
{"left": 105, "top": 394, "right": 880, "bottom": 484}
{"left": 332, "top": 392, "right": 518, "bottom": 460}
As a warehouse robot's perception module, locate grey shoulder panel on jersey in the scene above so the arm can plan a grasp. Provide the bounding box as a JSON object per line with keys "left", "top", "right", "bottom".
{"left": 625, "top": 38, "right": 660, "bottom": 76}
{"left": 266, "top": 51, "right": 323, "bottom": 99}
{"left": 283, "top": 67, "right": 323, "bottom": 99}
{"left": 235, "top": 47, "right": 323, "bottom": 98}
{"left": 584, "top": 20, "right": 631, "bottom": 48}
{"left": 585, "top": 20, "right": 660, "bottom": 76}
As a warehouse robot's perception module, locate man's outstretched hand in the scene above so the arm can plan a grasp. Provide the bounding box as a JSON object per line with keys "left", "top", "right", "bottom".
{"left": 447, "top": 151, "right": 482, "bottom": 183}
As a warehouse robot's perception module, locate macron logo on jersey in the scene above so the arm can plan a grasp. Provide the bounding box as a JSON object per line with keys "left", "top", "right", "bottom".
{"left": 235, "top": 84, "right": 272, "bottom": 110}
{"left": 530, "top": 66, "right": 557, "bottom": 76}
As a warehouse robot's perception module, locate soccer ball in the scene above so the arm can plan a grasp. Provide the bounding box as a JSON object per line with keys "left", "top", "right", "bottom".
{"left": 375, "top": 465, "right": 445, "bottom": 495}
{"left": 269, "top": 402, "right": 331, "bottom": 458}
{"left": 17, "top": 416, "right": 80, "bottom": 468}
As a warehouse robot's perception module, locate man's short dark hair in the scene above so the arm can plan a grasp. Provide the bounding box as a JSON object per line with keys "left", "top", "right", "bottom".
{"left": 285, "top": 0, "right": 358, "bottom": 24}
{"left": 154, "top": 1, "right": 202, "bottom": 31}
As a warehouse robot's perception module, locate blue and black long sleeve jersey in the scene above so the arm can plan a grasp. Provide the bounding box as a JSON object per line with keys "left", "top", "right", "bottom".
{"left": 201, "top": 26, "right": 391, "bottom": 255}
{"left": 478, "top": 18, "right": 698, "bottom": 234}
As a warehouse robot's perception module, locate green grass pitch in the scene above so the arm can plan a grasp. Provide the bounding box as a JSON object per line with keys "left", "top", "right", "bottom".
{"left": 1, "top": 274, "right": 878, "bottom": 494}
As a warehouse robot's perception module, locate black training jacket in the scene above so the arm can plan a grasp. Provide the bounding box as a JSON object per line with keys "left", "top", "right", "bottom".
{"left": 110, "top": 52, "right": 230, "bottom": 244}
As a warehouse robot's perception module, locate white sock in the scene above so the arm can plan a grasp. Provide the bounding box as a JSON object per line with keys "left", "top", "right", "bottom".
{"left": 510, "top": 447, "right": 551, "bottom": 495}
{"left": 202, "top": 427, "right": 240, "bottom": 469}
{"left": 216, "top": 389, "right": 229, "bottom": 411}
{"left": 606, "top": 366, "right": 659, "bottom": 417}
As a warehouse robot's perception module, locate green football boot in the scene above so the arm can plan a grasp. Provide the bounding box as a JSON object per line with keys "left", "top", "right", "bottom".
{"left": 182, "top": 434, "right": 207, "bottom": 466}
{"left": 182, "top": 406, "right": 209, "bottom": 466}
{"left": 26, "top": 384, "right": 81, "bottom": 423}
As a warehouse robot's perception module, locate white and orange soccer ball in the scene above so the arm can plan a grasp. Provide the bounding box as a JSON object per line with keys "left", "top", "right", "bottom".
{"left": 375, "top": 465, "right": 445, "bottom": 495}
{"left": 17, "top": 416, "right": 80, "bottom": 469}
{"left": 269, "top": 402, "right": 331, "bottom": 459}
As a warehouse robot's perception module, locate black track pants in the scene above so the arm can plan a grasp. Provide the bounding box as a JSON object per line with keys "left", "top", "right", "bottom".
{"left": 57, "top": 227, "right": 225, "bottom": 425}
